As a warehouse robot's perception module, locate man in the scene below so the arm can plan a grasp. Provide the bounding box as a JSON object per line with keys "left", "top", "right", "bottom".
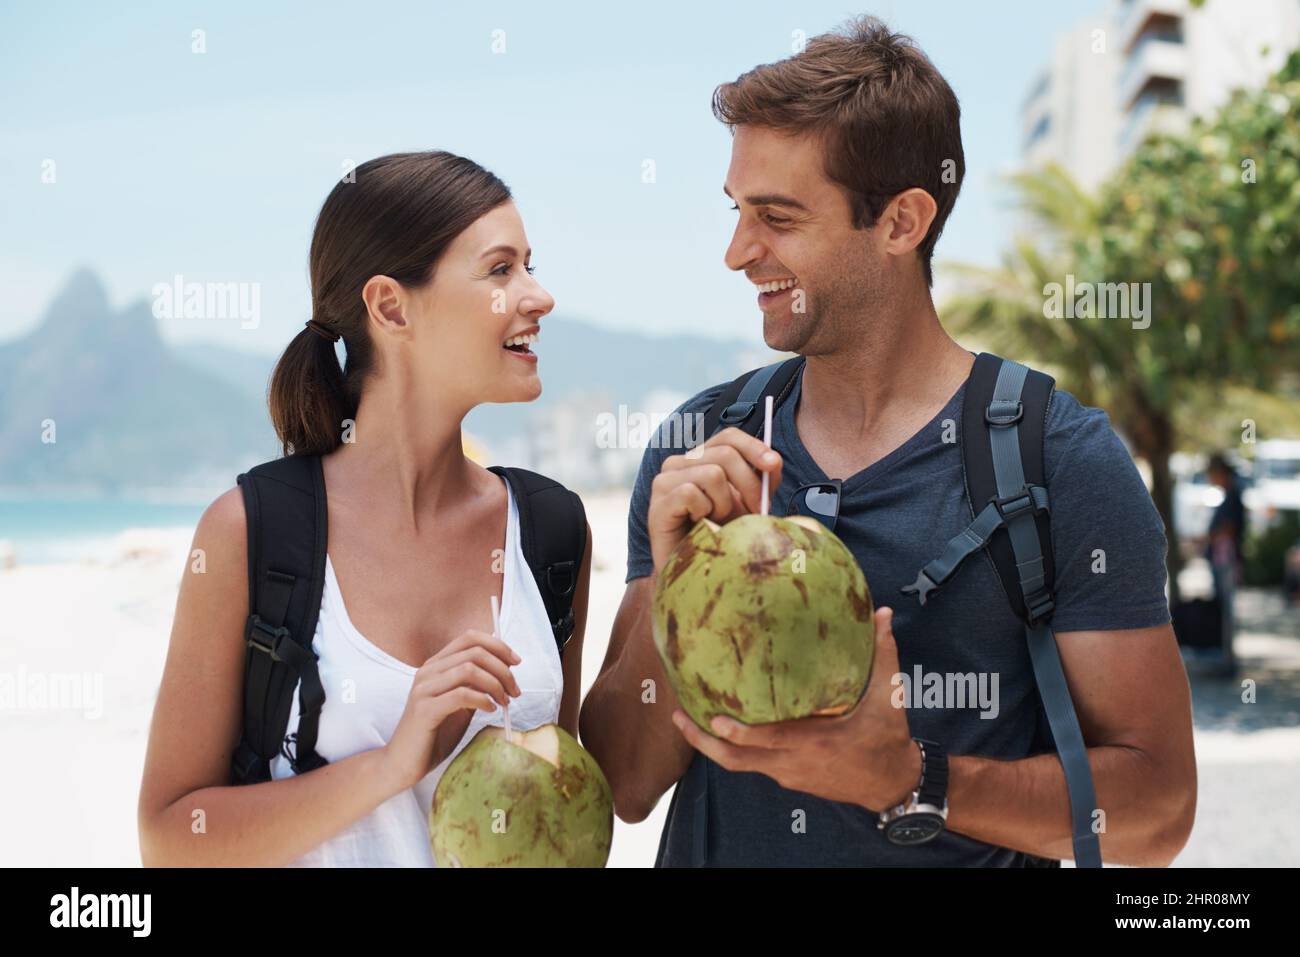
{"left": 1203, "top": 452, "right": 1245, "bottom": 671}
{"left": 579, "top": 16, "right": 1196, "bottom": 866}
{"left": 1204, "top": 453, "right": 1245, "bottom": 580}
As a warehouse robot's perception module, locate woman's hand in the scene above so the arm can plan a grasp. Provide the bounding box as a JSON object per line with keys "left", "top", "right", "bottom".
{"left": 380, "top": 629, "right": 522, "bottom": 793}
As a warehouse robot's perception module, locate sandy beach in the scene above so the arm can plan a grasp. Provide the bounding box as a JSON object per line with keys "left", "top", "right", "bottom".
{"left": 1, "top": 489, "right": 1297, "bottom": 867}
{"left": 0, "top": 490, "right": 671, "bottom": 867}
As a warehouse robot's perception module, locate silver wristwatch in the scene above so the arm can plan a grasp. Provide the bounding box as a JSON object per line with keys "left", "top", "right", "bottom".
{"left": 877, "top": 738, "right": 949, "bottom": 846}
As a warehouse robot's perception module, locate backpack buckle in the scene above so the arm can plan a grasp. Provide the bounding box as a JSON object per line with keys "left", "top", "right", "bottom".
{"left": 901, "top": 569, "right": 939, "bottom": 606}
{"left": 247, "top": 615, "right": 291, "bottom": 662}
{"left": 552, "top": 607, "right": 576, "bottom": 648}
{"left": 546, "top": 561, "right": 577, "bottom": 598}
{"left": 985, "top": 400, "right": 1023, "bottom": 427}
{"left": 991, "top": 488, "right": 1037, "bottom": 524}
{"left": 281, "top": 733, "right": 329, "bottom": 775}
{"left": 1025, "top": 592, "right": 1056, "bottom": 626}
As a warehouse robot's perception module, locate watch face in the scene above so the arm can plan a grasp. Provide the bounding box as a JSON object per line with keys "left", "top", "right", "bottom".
{"left": 885, "top": 813, "right": 946, "bottom": 846}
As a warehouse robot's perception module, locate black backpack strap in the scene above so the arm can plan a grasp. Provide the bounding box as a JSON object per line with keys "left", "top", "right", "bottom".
{"left": 702, "top": 356, "right": 805, "bottom": 440}
{"left": 231, "top": 454, "right": 330, "bottom": 784}
{"left": 900, "top": 353, "right": 1102, "bottom": 868}
{"left": 488, "top": 466, "right": 587, "bottom": 655}
{"left": 901, "top": 353, "right": 1055, "bottom": 607}
{"left": 963, "top": 353, "right": 1057, "bottom": 620}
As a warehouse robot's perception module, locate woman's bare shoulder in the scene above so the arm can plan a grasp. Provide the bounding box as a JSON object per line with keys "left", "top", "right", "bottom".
{"left": 195, "top": 487, "right": 248, "bottom": 558}
{"left": 181, "top": 487, "right": 249, "bottom": 596}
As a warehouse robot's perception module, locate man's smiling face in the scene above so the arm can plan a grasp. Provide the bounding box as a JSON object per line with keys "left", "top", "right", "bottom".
{"left": 723, "top": 124, "right": 885, "bottom": 356}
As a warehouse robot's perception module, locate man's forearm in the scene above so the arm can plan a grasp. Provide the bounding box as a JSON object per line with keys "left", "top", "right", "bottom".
{"left": 580, "top": 587, "right": 694, "bottom": 821}
{"left": 941, "top": 746, "right": 1193, "bottom": 866}
{"left": 583, "top": 658, "right": 692, "bottom": 820}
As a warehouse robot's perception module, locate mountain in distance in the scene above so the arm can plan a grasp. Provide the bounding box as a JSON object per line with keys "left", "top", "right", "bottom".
{"left": 0, "top": 268, "right": 773, "bottom": 494}
{"left": 0, "top": 269, "right": 277, "bottom": 494}
{"left": 173, "top": 339, "right": 277, "bottom": 409}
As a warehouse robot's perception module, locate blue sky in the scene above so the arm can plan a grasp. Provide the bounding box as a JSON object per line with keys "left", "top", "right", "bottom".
{"left": 1, "top": 0, "right": 1103, "bottom": 354}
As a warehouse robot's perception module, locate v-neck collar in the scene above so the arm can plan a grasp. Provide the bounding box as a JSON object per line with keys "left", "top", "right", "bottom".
{"left": 323, "top": 477, "right": 516, "bottom": 673}
{"left": 776, "top": 360, "right": 968, "bottom": 499}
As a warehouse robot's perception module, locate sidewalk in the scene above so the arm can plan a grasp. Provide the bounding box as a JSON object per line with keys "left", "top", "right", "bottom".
{"left": 1175, "top": 587, "right": 1300, "bottom": 866}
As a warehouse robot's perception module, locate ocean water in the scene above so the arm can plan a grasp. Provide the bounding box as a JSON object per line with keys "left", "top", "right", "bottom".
{"left": 0, "top": 498, "right": 205, "bottom": 565}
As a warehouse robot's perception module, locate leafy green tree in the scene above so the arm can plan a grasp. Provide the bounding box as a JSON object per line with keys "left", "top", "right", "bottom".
{"left": 943, "top": 51, "right": 1300, "bottom": 603}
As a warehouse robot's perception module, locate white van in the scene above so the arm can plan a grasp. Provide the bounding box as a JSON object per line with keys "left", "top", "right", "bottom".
{"left": 1245, "top": 439, "right": 1300, "bottom": 519}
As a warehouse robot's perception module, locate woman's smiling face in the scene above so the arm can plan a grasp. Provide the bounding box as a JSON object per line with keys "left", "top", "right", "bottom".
{"left": 406, "top": 201, "right": 555, "bottom": 408}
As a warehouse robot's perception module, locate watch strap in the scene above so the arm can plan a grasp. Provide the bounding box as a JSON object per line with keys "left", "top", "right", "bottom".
{"left": 914, "top": 738, "right": 948, "bottom": 808}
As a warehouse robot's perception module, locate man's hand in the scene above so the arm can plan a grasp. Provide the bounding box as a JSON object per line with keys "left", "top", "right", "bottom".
{"left": 669, "top": 606, "right": 921, "bottom": 812}
{"left": 647, "top": 427, "right": 783, "bottom": 572}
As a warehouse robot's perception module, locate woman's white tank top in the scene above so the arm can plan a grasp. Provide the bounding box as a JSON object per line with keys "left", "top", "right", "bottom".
{"left": 269, "top": 479, "right": 564, "bottom": 867}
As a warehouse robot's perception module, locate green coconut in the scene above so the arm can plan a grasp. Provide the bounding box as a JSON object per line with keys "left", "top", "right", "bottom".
{"left": 429, "top": 723, "right": 613, "bottom": 868}
{"left": 652, "top": 513, "right": 874, "bottom": 728}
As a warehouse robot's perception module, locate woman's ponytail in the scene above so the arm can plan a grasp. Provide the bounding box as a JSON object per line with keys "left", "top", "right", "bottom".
{"left": 268, "top": 321, "right": 353, "bottom": 456}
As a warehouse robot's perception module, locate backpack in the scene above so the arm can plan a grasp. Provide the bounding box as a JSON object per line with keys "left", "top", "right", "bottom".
{"left": 667, "top": 352, "right": 1100, "bottom": 868}
{"left": 228, "top": 453, "right": 586, "bottom": 785}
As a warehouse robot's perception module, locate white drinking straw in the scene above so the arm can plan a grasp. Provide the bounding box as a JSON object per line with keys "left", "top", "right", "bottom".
{"left": 490, "top": 594, "right": 511, "bottom": 742}
{"left": 760, "top": 394, "right": 774, "bottom": 516}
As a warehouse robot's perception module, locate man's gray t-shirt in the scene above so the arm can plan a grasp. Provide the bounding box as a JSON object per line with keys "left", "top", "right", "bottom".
{"left": 626, "top": 360, "right": 1171, "bottom": 867}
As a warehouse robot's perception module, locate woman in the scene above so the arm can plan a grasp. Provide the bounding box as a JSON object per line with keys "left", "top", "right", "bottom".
{"left": 137, "top": 151, "right": 592, "bottom": 866}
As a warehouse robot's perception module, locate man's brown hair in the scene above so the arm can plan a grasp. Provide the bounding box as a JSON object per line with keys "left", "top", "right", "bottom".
{"left": 712, "top": 16, "right": 964, "bottom": 287}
